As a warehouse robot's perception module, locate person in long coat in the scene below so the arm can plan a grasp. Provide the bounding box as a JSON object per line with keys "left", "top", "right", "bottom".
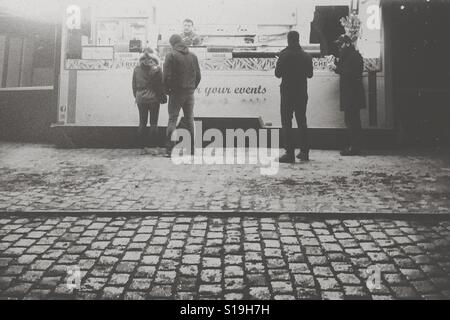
{"left": 332, "top": 35, "right": 367, "bottom": 156}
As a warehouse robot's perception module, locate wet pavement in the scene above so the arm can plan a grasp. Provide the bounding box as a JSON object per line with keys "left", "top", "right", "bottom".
{"left": 0, "top": 214, "right": 449, "bottom": 300}
{"left": 0, "top": 143, "right": 450, "bottom": 300}
{"left": 0, "top": 143, "right": 449, "bottom": 213}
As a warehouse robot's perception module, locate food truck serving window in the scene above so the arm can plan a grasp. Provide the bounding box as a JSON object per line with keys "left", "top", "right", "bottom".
{"left": 63, "top": 1, "right": 376, "bottom": 59}
{"left": 154, "top": 1, "right": 354, "bottom": 64}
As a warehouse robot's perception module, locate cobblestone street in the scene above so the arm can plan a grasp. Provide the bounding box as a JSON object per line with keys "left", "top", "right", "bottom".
{"left": 0, "top": 143, "right": 450, "bottom": 300}
{"left": 0, "top": 214, "right": 450, "bottom": 300}
{"left": 0, "top": 143, "right": 449, "bottom": 213}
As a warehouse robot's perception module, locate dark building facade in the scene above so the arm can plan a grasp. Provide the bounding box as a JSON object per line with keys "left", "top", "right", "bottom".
{"left": 385, "top": 0, "right": 450, "bottom": 146}
{"left": 0, "top": 10, "right": 59, "bottom": 142}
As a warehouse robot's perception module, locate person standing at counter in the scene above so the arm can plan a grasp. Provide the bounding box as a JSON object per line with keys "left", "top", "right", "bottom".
{"left": 275, "top": 31, "right": 313, "bottom": 163}
{"left": 331, "top": 35, "right": 366, "bottom": 156}
{"left": 132, "top": 51, "right": 164, "bottom": 154}
{"left": 164, "top": 34, "right": 202, "bottom": 157}
{"left": 181, "top": 19, "right": 202, "bottom": 46}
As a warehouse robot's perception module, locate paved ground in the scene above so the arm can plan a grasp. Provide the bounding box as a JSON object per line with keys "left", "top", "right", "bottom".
{"left": 0, "top": 214, "right": 450, "bottom": 300}
{"left": 1, "top": 143, "right": 450, "bottom": 300}
{"left": 0, "top": 143, "right": 449, "bottom": 213}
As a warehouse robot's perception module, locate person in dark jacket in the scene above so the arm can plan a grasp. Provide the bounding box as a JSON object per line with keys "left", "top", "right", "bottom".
{"left": 163, "top": 34, "right": 201, "bottom": 157}
{"left": 275, "top": 31, "right": 313, "bottom": 163}
{"left": 132, "top": 51, "right": 164, "bottom": 154}
{"left": 332, "top": 35, "right": 366, "bottom": 156}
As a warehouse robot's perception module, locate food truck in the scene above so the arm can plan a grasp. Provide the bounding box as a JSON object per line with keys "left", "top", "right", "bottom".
{"left": 56, "top": 0, "right": 391, "bottom": 134}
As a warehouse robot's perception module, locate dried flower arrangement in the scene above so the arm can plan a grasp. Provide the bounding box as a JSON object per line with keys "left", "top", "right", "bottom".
{"left": 340, "top": 12, "right": 362, "bottom": 44}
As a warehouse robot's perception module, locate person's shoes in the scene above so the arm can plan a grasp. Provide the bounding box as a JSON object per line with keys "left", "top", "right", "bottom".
{"left": 296, "top": 151, "right": 310, "bottom": 162}
{"left": 156, "top": 147, "right": 166, "bottom": 156}
{"left": 165, "top": 145, "right": 173, "bottom": 158}
{"left": 340, "top": 147, "right": 361, "bottom": 156}
{"left": 277, "top": 154, "right": 295, "bottom": 163}
{"left": 165, "top": 141, "right": 175, "bottom": 158}
{"left": 144, "top": 147, "right": 159, "bottom": 156}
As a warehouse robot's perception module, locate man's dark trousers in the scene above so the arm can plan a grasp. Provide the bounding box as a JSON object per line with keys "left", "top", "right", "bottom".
{"left": 280, "top": 87, "right": 309, "bottom": 156}
{"left": 344, "top": 106, "right": 362, "bottom": 151}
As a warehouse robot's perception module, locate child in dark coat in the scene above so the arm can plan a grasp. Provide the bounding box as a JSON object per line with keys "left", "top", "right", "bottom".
{"left": 132, "top": 50, "right": 164, "bottom": 153}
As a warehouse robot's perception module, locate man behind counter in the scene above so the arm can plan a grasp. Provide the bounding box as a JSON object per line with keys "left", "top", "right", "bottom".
{"left": 182, "top": 19, "right": 202, "bottom": 46}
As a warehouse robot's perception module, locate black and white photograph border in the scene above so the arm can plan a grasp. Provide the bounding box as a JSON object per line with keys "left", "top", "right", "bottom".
{"left": 0, "top": 0, "right": 450, "bottom": 302}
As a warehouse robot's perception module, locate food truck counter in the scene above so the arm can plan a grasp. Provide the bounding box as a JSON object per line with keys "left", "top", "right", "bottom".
{"left": 57, "top": 0, "right": 392, "bottom": 132}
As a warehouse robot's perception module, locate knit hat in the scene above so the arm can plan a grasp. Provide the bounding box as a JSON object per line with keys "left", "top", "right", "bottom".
{"left": 169, "top": 34, "right": 183, "bottom": 46}
{"left": 142, "top": 47, "right": 154, "bottom": 54}
{"left": 139, "top": 51, "right": 160, "bottom": 65}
